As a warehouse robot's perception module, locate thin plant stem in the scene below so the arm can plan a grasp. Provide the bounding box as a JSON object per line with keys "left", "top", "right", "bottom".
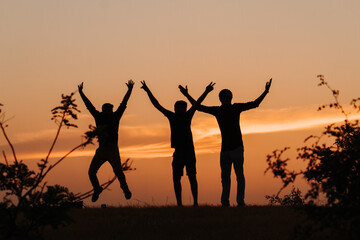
{"left": 2, "top": 150, "right": 8, "bottom": 166}
{"left": 0, "top": 122, "right": 18, "bottom": 164}
{"left": 41, "top": 142, "right": 87, "bottom": 180}
{"left": 76, "top": 176, "right": 117, "bottom": 201}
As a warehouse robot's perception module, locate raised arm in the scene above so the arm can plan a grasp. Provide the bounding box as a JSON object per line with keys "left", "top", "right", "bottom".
{"left": 179, "top": 82, "right": 215, "bottom": 113}
{"left": 140, "top": 80, "right": 171, "bottom": 115}
{"left": 116, "top": 80, "right": 134, "bottom": 112}
{"left": 252, "top": 78, "right": 272, "bottom": 107}
{"left": 179, "top": 82, "right": 215, "bottom": 114}
{"left": 78, "top": 82, "right": 98, "bottom": 116}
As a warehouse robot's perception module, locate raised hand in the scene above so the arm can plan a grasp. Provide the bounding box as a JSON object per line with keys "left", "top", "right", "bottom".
{"left": 178, "top": 85, "right": 188, "bottom": 95}
{"left": 205, "top": 82, "right": 216, "bottom": 92}
{"left": 126, "top": 79, "right": 135, "bottom": 90}
{"left": 78, "top": 82, "right": 84, "bottom": 92}
{"left": 265, "top": 78, "right": 272, "bottom": 92}
{"left": 140, "top": 80, "right": 150, "bottom": 92}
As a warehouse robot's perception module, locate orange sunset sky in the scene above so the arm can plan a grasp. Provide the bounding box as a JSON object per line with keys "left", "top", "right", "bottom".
{"left": 1, "top": 1, "right": 360, "bottom": 206}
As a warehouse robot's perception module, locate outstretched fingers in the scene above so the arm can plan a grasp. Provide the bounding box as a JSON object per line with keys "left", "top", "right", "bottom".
{"left": 78, "top": 82, "right": 84, "bottom": 91}
{"left": 178, "top": 85, "right": 188, "bottom": 95}
{"left": 140, "top": 80, "right": 146, "bottom": 87}
{"left": 140, "top": 80, "right": 149, "bottom": 91}
{"left": 126, "top": 79, "right": 135, "bottom": 88}
{"left": 266, "top": 78, "right": 272, "bottom": 91}
{"left": 206, "top": 81, "right": 216, "bottom": 92}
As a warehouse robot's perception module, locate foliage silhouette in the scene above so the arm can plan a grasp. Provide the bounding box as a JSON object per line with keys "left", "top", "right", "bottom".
{"left": 265, "top": 75, "right": 360, "bottom": 239}
{"left": 0, "top": 92, "right": 134, "bottom": 239}
{"left": 265, "top": 186, "right": 304, "bottom": 207}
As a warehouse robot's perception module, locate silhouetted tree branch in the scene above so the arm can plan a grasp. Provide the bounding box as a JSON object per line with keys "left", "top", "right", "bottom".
{"left": 75, "top": 158, "right": 135, "bottom": 201}
{"left": 0, "top": 108, "right": 18, "bottom": 164}
{"left": 265, "top": 76, "right": 360, "bottom": 238}
{"left": 0, "top": 93, "right": 135, "bottom": 239}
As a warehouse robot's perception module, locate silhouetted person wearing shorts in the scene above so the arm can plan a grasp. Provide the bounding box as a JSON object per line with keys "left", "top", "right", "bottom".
{"left": 78, "top": 80, "right": 134, "bottom": 202}
{"left": 180, "top": 79, "right": 272, "bottom": 206}
{"left": 141, "top": 81, "right": 215, "bottom": 206}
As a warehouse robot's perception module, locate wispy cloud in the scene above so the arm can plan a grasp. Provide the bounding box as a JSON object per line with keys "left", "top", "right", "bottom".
{"left": 3, "top": 106, "right": 359, "bottom": 161}
{"left": 193, "top": 105, "right": 360, "bottom": 136}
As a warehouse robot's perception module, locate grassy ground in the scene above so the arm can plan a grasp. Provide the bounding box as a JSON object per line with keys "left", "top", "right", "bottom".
{"left": 43, "top": 206, "right": 305, "bottom": 240}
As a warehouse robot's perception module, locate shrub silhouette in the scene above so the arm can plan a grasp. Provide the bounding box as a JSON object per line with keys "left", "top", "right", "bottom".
{"left": 0, "top": 92, "right": 134, "bottom": 239}
{"left": 265, "top": 75, "right": 360, "bottom": 239}
{"left": 265, "top": 186, "right": 304, "bottom": 207}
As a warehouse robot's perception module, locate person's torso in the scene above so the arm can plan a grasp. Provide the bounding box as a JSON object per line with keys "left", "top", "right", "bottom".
{"left": 94, "top": 112, "right": 121, "bottom": 145}
{"left": 167, "top": 112, "right": 194, "bottom": 149}
{"left": 214, "top": 105, "right": 243, "bottom": 151}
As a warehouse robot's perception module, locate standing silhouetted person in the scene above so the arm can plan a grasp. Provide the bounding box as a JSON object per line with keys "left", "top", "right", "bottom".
{"left": 180, "top": 79, "right": 272, "bottom": 206}
{"left": 78, "top": 80, "right": 134, "bottom": 202}
{"left": 141, "top": 81, "right": 215, "bottom": 206}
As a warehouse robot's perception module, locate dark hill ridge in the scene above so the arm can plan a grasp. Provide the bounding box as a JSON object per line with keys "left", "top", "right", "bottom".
{"left": 44, "top": 206, "right": 304, "bottom": 240}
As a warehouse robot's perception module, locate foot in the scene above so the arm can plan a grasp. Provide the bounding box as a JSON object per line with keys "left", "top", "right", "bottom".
{"left": 123, "top": 187, "right": 132, "bottom": 200}
{"left": 221, "top": 202, "right": 230, "bottom": 207}
{"left": 91, "top": 187, "right": 103, "bottom": 202}
{"left": 237, "top": 199, "right": 246, "bottom": 207}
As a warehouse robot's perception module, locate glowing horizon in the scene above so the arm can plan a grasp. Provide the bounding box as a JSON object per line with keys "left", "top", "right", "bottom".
{"left": 9, "top": 109, "right": 359, "bottom": 161}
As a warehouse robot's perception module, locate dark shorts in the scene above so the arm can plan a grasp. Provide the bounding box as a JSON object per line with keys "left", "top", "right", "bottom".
{"left": 89, "top": 144, "right": 122, "bottom": 173}
{"left": 172, "top": 149, "right": 196, "bottom": 177}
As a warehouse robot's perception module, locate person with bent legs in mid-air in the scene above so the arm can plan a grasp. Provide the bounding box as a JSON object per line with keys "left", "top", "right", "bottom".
{"left": 180, "top": 79, "right": 272, "bottom": 207}
{"left": 141, "top": 80, "right": 215, "bottom": 206}
{"left": 78, "top": 80, "right": 134, "bottom": 202}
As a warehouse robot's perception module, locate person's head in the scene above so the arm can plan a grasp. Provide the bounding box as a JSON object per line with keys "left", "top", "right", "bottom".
{"left": 219, "top": 89, "right": 233, "bottom": 105}
{"left": 102, "top": 103, "right": 114, "bottom": 113}
{"left": 174, "top": 100, "right": 187, "bottom": 113}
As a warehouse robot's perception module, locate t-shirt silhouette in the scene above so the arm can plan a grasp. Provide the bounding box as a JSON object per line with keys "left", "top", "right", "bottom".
{"left": 163, "top": 109, "right": 196, "bottom": 151}
{"left": 86, "top": 103, "right": 126, "bottom": 146}
{"left": 200, "top": 102, "right": 258, "bottom": 151}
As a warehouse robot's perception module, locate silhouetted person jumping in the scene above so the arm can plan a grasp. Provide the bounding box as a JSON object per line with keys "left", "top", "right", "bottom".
{"left": 180, "top": 79, "right": 272, "bottom": 206}
{"left": 78, "top": 80, "right": 134, "bottom": 202}
{"left": 141, "top": 81, "right": 215, "bottom": 206}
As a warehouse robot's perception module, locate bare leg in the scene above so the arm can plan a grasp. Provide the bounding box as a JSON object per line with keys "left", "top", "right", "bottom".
{"left": 173, "top": 174, "right": 182, "bottom": 206}
{"left": 88, "top": 150, "right": 106, "bottom": 191}
{"left": 233, "top": 149, "right": 245, "bottom": 206}
{"left": 108, "top": 149, "right": 131, "bottom": 199}
{"left": 88, "top": 149, "right": 106, "bottom": 202}
{"left": 188, "top": 174, "right": 198, "bottom": 206}
{"left": 220, "top": 151, "right": 232, "bottom": 206}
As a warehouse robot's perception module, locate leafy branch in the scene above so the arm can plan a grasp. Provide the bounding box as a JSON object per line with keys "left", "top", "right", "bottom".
{"left": 265, "top": 75, "right": 360, "bottom": 207}
{"left": 0, "top": 92, "right": 134, "bottom": 238}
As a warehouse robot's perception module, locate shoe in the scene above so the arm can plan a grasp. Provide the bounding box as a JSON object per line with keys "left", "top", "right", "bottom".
{"left": 123, "top": 187, "right": 132, "bottom": 200}
{"left": 221, "top": 203, "right": 230, "bottom": 207}
{"left": 91, "top": 187, "right": 103, "bottom": 202}
{"left": 237, "top": 201, "right": 246, "bottom": 207}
